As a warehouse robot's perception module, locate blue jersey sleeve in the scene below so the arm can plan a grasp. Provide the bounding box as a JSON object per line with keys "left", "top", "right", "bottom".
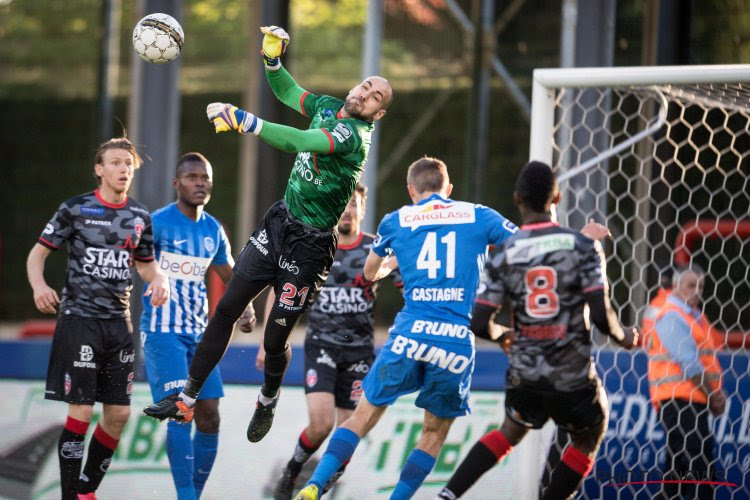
{"left": 478, "top": 205, "right": 518, "bottom": 246}
{"left": 212, "top": 223, "right": 231, "bottom": 266}
{"left": 372, "top": 212, "right": 397, "bottom": 257}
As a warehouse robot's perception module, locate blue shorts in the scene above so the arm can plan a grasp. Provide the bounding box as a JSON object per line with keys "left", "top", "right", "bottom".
{"left": 362, "top": 332, "right": 475, "bottom": 419}
{"left": 141, "top": 331, "right": 224, "bottom": 402}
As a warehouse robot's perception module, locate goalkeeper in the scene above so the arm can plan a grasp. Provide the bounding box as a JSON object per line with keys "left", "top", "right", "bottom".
{"left": 144, "top": 26, "right": 393, "bottom": 445}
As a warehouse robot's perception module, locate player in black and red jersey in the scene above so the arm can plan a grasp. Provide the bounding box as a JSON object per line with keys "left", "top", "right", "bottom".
{"left": 26, "top": 137, "right": 169, "bottom": 500}
{"left": 437, "top": 161, "right": 637, "bottom": 500}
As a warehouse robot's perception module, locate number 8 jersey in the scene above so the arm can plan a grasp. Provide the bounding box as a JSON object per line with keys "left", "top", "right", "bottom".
{"left": 475, "top": 221, "right": 607, "bottom": 391}
{"left": 371, "top": 194, "right": 517, "bottom": 344}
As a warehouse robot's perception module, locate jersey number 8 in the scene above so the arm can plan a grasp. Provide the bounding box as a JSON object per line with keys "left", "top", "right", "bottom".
{"left": 524, "top": 266, "right": 560, "bottom": 318}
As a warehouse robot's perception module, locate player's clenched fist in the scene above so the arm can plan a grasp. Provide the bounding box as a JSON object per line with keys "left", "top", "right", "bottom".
{"left": 206, "top": 102, "right": 263, "bottom": 135}
{"left": 261, "top": 25, "right": 289, "bottom": 58}
{"left": 260, "top": 25, "right": 289, "bottom": 70}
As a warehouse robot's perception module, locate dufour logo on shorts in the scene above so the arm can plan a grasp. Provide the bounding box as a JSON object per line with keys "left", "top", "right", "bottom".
{"left": 158, "top": 250, "right": 211, "bottom": 282}
{"left": 390, "top": 335, "right": 471, "bottom": 374}
{"left": 399, "top": 200, "right": 476, "bottom": 230}
{"left": 74, "top": 345, "right": 96, "bottom": 368}
{"left": 64, "top": 372, "right": 71, "bottom": 395}
{"left": 250, "top": 229, "right": 269, "bottom": 255}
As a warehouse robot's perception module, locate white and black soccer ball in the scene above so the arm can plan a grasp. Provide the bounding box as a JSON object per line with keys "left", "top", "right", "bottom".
{"left": 132, "top": 13, "right": 184, "bottom": 64}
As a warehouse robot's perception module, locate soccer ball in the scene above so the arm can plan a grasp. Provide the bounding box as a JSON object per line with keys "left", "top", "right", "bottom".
{"left": 132, "top": 13, "right": 184, "bottom": 64}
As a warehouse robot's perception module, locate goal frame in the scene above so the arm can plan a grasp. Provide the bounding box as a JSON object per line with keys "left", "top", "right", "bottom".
{"left": 520, "top": 64, "right": 750, "bottom": 500}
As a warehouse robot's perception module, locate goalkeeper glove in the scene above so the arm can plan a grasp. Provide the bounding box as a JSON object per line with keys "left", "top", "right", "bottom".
{"left": 206, "top": 102, "right": 263, "bottom": 135}
{"left": 260, "top": 25, "right": 289, "bottom": 71}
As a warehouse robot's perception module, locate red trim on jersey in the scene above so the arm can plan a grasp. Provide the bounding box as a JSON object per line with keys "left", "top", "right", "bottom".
{"left": 475, "top": 298, "right": 499, "bottom": 308}
{"left": 312, "top": 153, "right": 320, "bottom": 174}
{"left": 321, "top": 129, "right": 335, "bottom": 154}
{"left": 134, "top": 255, "right": 155, "bottom": 262}
{"left": 299, "top": 91, "right": 310, "bottom": 117}
{"left": 38, "top": 237, "right": 58, "bottom": 250}
{"left": 95, "top": 189, "right": 128, "bottom": 208}
{"left": 338, "top": 232, "right": 364, "bottom": 250}
{"left": 336, "top": 109, "right": 344, "bottom": 119}
{"left": 583, "top": 285, "right": 605, "bottom": 293}
{"left": 93, "top": 424, "right": 119, "bottom": 450}
{"left": 65, "top": 416, "right": 90, "bottom": 435}
{"left": 520, "top": 221, "right": 559, "bottom": 230}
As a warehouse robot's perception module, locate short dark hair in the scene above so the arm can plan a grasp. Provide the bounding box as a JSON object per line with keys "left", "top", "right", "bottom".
{"left": 515, "top": 161, "right": 558, "bottom": 213}
{"left": 176, "top": 152, "right": 210, "bottom": 175}
{"left": 94, "top": 137, "right": 142, "bottom": 185}
{"left": 407, "top": 156, "right": 448, "bottom": 194}
{"left": 353, "top": 181, "right": 368, "bottom": 201}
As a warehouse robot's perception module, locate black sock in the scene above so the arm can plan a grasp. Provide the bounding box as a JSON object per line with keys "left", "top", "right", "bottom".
{"left": 442, "top": 430, "right": 512, "bottom": 498}
{"left": 288, "top": 427, "right": 320, "bottom": 473}
{"left": 58, "top": 416, "right": 89, "bottom": 500}
{"left": 78, "top": 424, "right": 118, "bottom": 494}
{"left": 542, "top": 446, "right": 591, "bottom": 500}
{"left": 263, "top": 343, "right": 292, "bottom": 397}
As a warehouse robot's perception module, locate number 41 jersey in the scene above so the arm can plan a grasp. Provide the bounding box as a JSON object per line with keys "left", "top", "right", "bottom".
{"left": 372, "top": 194, "right": 517, "bottom": 344}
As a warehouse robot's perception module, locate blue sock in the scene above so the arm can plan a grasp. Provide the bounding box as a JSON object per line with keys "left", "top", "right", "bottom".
{"left": 391, "top": 448, "right": 436, "bottom": 499}
{"left": 193, "top": 430, "right": 218, "bottom": 498}
{"left": 166, "top": 421, "right": 197, "bottom": 500}
{"left": 308, "top": 428, "right": 360, "bottom": 490}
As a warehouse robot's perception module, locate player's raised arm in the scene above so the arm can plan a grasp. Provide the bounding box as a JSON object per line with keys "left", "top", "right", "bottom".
{"left": 259, "top": 26, "right": 312, "bottom": 116}
{"left": 206, "top": 102, "right": 336, "bottom": 154}
{"left": 581, "top": 240, "right": 638, "bottom": 349}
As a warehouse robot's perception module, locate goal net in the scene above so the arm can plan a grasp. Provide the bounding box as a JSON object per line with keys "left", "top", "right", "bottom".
{"left": 526, "top": 65, "right": 750, "bottom": 500}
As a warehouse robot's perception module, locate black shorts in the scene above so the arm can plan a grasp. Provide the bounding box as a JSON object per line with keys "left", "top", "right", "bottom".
{"left": 505, "top": 377, "right": 606, "bottom": 433}
{"left": 303, "top": 337, "right": 374, "bottom": 410}
{"left": 45, "top": 315, "right": 135, "bottom": 405}
{"left": 234, "top": 200, "right": 337, "bottom": 314}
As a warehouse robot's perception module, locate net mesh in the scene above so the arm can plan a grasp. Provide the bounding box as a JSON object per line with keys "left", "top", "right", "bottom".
{"left": 542, "top": 81, "right": 750, "bottom": 499}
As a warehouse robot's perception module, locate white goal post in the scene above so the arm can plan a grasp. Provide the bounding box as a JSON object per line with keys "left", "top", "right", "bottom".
{"left": 522, "top": 65, "right": 750, "bottom": 500}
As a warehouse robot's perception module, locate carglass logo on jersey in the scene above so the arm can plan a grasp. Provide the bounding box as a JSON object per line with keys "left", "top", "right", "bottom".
{"left": 399, "top": 201, "right": 475, "bottom": 230}
{"left": 158, "top": 251, "right": 211, "bottom": 282}
{"left": 83, "top": 248, "right": 131, "bottom": 279}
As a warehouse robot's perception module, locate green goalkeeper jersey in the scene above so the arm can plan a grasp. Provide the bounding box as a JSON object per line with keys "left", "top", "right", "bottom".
{"left": 282, "top": 93, "right": 372, "bottom": 229}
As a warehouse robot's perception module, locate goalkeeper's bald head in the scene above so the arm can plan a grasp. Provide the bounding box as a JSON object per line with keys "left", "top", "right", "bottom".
{"left": 344, "top": 76, "right": 393, "bottom": 122}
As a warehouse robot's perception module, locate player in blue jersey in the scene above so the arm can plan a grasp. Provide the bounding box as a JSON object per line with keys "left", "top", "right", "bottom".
{"left": 294, "top": 157, "right": 518, "bottom": 500}
{"left": 140, "top": 152, "right": 256, "bottom": 500}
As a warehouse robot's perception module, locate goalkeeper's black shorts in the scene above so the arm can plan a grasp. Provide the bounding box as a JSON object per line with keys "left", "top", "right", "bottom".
{"left": 234, "top": 199, "right": 337, "bottom": 313}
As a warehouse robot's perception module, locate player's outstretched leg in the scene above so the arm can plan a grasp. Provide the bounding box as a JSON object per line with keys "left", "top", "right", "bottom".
{"left": 144, "top": 394, "right": 194, "bottom": 423}
{"left": 248, "top": 306, "right": 298, "bottom": 442}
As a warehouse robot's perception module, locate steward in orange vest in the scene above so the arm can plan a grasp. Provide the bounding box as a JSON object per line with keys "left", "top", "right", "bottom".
{"left": 646, "top": 293, "right": 722, "bottom": 408}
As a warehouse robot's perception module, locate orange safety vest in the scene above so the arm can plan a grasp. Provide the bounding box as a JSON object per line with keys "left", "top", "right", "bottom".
{"left": 646, "top": 297, "right": 722, "bottom": 408}
{"left": 641, "top": 288, "right": 670, "bottom": 346}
